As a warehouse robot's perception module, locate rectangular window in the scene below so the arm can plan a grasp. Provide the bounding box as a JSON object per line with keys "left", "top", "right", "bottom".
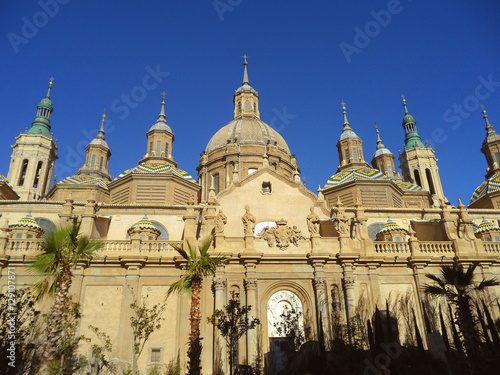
{"left": 99, "top": 156, "right": 104, "bottom": 170}
{"left": 387, "top": 163, "right": 393, "bottom": 176}
{"left": 156, "top": 140, "right": 161, "bottom": 156}
{"left": 495, "top": 152, "right": 500, "bottom": 165}
{"left": 149, "top": 141, "right": 153, "bottom": 154}
{"left": 213, "top": 174, "right": 220, "bottom": 195}
{"left": 352, "top": 148, "right": 359, "bottom": 162}
{"left": 344, "top": 148, "right": 350, "bottom": 162}
{"left": 150, "top": 348, "right": 161, "bottom": 363}
{"left": 165, "top": 142, "right": 169, "bottom": 157}
{"left": 90, "top": 154, "right": 96, "bottom": 169}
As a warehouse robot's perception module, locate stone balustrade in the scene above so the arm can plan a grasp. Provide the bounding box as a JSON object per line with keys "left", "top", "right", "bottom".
{"left": 374, "top": 241, "right": 410, "bottom": 254}
{"left": 418, "top": 241, "right": 455, "bottom": 254}
{"left": 484, "top": 242, "right": 500, "bottom": 253}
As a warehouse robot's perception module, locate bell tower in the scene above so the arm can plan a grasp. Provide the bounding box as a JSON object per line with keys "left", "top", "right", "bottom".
{"left": 398, "top": 96, "right": 446, "bottom": 202}
{"left": 371, "top": 123, "right": 400, "bottom": 181}
{"left": 7, "top": 79, "right": 58, "bottom": 200}
{"left": 336, "top": 101, "right": 370, "bottom": 172}
{"left": 479, "top": 105, "right": 500, "bottom": 179}
{"left": 76, "top": 110, "right": 112, "bottom": 181}
{"left": 233, "top": 55, "right": 260, "bottom": 120}
{"left": 139, "top": 93, "right": 176, "bottom": 166}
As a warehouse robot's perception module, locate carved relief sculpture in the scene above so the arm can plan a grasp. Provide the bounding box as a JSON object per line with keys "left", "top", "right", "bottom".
{"left": 332, "top": 208, "right": 350, "bottom": 235}
{"left": 258, "top": 218, "right": 305, "bottom": 250}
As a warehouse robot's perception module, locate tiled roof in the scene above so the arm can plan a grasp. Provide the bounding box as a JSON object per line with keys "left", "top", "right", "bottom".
{"left": 9, "top": 214, "right": 44, "bottom": 233}
{"left": 115, "top": 162, "right": 198, "bottom": 184}
{"left": 58, "top": 175, "right": 109, "bottom": 190}
{"left": 324, "top": 168, "right": 389, "bottom": 189}
{"left": 470, "top": 173, "right": 500, "bottom": 204}
{"left": 396, "top": 181, "right": 424, "bottom": 192}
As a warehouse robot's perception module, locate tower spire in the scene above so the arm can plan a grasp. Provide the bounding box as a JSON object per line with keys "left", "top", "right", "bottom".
{"left": 482, "top": 105, "right": 495, "bottom": 133}
{"left": 402, "top": 94, "right": 409, "bottom": 114}
{"left": 242, "top": 54, "right": 249, "bottom": 85}
{"left": 96, "top": 109, "right": 106, "bottom": 140}
{"left": 157, "top": 92, "right": 167, "bottom": 124}
{"left": 375, "top": 122, "right": 385, "bottom": 149}
{"left": 341, "top": 100, "right": 353, "bottom": 131}
{"left": 46, "top": 77, "right": 54, "bottom": 98}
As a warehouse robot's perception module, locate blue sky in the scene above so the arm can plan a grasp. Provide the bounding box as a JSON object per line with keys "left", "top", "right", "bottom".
{"left": 1, "top": 0, "right": 500, "bottom": 205}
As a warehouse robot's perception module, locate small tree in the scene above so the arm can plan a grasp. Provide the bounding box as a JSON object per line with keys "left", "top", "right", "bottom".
{"left": 130, "top": 292, "right": 166, "bottom": 375}
{"left": 208, "top": 293, "right": 260, "bottom": 375}
{"left": 272, "top": 305, "right": 305, "bottom": 352}
{"left": 168, "top": 237, "right": 228, "bottom": 375}
{"left": 86, "top": 325, "right": 116, "bottom": 375}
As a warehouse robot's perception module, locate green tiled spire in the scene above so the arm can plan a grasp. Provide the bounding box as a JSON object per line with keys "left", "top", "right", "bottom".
{"left": 28, "top": 78, "right": 54, "bottom": 138}
{"left": 401, "top": 95, "right": 424, "bottom": 149}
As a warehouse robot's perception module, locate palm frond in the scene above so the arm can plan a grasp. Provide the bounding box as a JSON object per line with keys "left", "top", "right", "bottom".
{"left": 423, "top": 284, "right": 446, "bottom": 296}
{"left": 477, "top": 277, "right": 500, "bottom": 290}
{"left": 425, "top": 273, "right": 446, "bottom": 288}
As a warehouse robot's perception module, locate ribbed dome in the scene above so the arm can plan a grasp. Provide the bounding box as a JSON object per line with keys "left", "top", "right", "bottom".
{"left": 206, "top": 118, "right": 291, "bottom": 155}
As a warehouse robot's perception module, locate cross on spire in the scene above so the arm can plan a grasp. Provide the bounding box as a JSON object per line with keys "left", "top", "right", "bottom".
{"left": 481, "top": 104, "right": 485, "bottom": 110}
{"left": 401, "top": 94, "right": 405, "bottom": 100}
{"left": 161, "top": 91, "right": 167, "bottom": 99}
{"left": 50, "top": 77, "right": 54, "bottom": 84}
{"left": 242, "top": 54, "right": 249, "bottom": 64}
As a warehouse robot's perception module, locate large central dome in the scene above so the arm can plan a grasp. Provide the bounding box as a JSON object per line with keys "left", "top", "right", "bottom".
{"left": 205, "top": 118, "right": 291, "bottom": 155}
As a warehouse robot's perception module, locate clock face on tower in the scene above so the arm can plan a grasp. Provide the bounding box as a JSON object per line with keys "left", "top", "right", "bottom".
{"left": 267, "top": 290, "right": 304, "bottom": 338}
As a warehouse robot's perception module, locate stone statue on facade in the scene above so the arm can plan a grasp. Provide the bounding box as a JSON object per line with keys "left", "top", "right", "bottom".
{"left": 306, "top": 206, "right": 320, "bottom": 234}
{"left": 242, "top": 205, "right": 256, "bottom": 235}
{"left": 332, "top": 208, "right": 350, "bottom": 236}
{"left": 214, "top": 209, "right": 227, "bottom": 234}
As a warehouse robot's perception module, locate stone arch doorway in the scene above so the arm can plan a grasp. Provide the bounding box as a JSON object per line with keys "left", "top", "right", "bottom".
{"left": 267, "top": 290, "right": 305, "bottom": 352}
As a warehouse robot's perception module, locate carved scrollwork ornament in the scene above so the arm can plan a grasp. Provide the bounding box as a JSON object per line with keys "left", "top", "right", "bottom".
{"left": 342, "top": 276, "right": 356, "bottom": 288}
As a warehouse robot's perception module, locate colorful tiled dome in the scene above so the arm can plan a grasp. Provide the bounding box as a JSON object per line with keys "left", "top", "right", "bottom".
{"left": 475, "top": 218, "right": 500, "bottom": 234}
{"left": 9, "top": 214, "right": 44, "bottom": 233}
{"left": 115, "top": 162, "right": 198, "bottom": 184}
{"left": 470, "top": 173, "right": 500, "bottom": 205}
{"left": 376, "top": 218, "right": 409, "bottom": 235}
{"left": 58, "top": 175, "right": 109, "bottom": 190}
{"left": 127, "top": 216, "right": 161, "bottom": 235}
{"left": 324, "top": 168, "right": 389, "bottom": 189}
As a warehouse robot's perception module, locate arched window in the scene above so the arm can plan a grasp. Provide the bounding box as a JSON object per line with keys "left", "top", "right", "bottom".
{"left": 213, "top": 173, "right": 220, "bottom": 195}
{"left": 18, "top": 159, "right": 29, "bottom": 186}
{"left": 33, "top": 161, "right": 43, "bottom": 188}
{"left": 245, "top": 100, "right": 250, "bottom": 111}
{"left": 367, "top": 222, "right": 385, "bottom": 241}
{"left": 34, "top": 217, "right": 56, "bottom": 234}
{"left": 352, "top": 148, "right": 359, "bottom": 162}
{"left": 156, "top": 140, "right": 162, "bottom": 156}
{"left": 254, "top": 103, "right": 257, "bottom": 113}
{"left": 425, "top": 169, "right": 436, "bottom": 195}
{"left": 99, "top": 156, "right": 104, "bottom": 170}
{"left": 238, "top": 102, "right": 242, "bottom": 113}
{"left": 165, "top": 143, "right": 169, "bottom": 157}
{"left": 414, "top": 170, "right": 422, "bottom": 187}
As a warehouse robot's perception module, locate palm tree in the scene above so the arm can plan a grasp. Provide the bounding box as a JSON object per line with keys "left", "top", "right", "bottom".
{"left": 168, "top": 237, "right": 228, "bottom": 375}
{"left": 31, "top": 223, "right": 103, "bottom": 374}
{"left": 423, "top": 262, "right": 499, "bottom": 362}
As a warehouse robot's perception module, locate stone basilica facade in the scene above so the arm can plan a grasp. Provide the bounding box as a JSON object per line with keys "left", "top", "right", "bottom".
{"left": 1, "top": 62, "right": 500, "bottom": 373}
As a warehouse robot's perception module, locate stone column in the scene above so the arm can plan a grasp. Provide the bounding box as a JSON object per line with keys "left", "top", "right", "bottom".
{"left": 312, "top": 262, "right": 330, "bottom": 346}
{"left": 410, "top": 262, "right": 429, "bottom": 349}
{"left": 70, "top": 261, "right": 88, "bottom": 304}
{"left": 80, "top": 200, "right": 97, "bottom": 237}
{"left": 342, "top": 265, "right": 356, "bottom": 321}
{"left": 212, "top": 274, "right": 227, "bottom": 374}
{"left": 244, "top": 274, "right": 258, "bottom": 365}
{"left": 183, "top": 202, "right": 198, "bottom": 247}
